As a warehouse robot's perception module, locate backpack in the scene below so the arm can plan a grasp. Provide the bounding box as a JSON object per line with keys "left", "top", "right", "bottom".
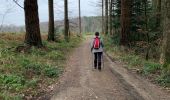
{"left": 93, "top": 37, "right": 100, "bottom": 49}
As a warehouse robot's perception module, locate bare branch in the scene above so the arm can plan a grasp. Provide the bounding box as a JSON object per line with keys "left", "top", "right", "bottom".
{"left": 0, "top": 8, "right": 13, "bottom": 31}
{"left": 13, "top": 0, "right": 24, "bottom": 9}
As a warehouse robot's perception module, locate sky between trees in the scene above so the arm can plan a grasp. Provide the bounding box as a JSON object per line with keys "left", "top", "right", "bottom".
{"left": 0, "top": 0, "right": 99, "bottom": 26}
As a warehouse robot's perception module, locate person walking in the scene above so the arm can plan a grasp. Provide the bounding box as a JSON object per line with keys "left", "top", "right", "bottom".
{"left": 91, "top": 32, "right": 104, "bottom": 71}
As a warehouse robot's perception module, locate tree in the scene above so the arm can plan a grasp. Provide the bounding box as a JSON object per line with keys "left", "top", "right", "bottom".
{"left": 102, "top": 0, "right": 104, "bottom": 34}
{"left": 105, "top": 0, "right": 109, "bottom": 34}
{"left": 144, "top": 0, "right": 150, "bottom": 60}
{"left": 120, "top": 0, "right": 131, "bottom": 46}
{"left": 24, "top": 0, "right": 42, "bottom": 47}
{"left": 64, "top": 0, "right": 69, "bottom": 41}
{"left": 112, "top": 0, "right": 121, "bottom": 34}
{"left": 160, "top": 0, "right": 170, "bottom": 68}
{"left": 156, "top": 0, "right": 161, "bottom": 27}
{"left": 109, "top": 0, "right": 113, "bottom": 35}
{"left": 48, "top": 0, "right": 55, "bottom": 41}
{"left": 78, "top": 0, "right": 81, "bottom": 35}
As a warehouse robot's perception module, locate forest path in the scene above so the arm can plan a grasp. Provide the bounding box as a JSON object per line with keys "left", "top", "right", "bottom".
{"left": 50, "top": 36, "right": 170, "bottom": 100}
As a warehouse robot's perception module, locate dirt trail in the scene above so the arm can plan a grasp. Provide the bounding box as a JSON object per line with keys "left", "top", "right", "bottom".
{"left": 50, "top": 36, "right": 170, "bottom": 100}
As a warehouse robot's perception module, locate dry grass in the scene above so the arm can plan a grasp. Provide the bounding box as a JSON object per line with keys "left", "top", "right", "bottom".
{"left": 0, "top": 33, "right": 24, "bottom": 41}
{"left": 0, "top": 33, "right": 49, "bottom": 41}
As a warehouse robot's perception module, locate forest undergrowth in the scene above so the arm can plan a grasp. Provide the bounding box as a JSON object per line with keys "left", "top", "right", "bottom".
{"left": 0, "top": 33, "right": 82, "bottom": 100}
{"left": 104, "top": 35, "right": 170, "bottom": 89}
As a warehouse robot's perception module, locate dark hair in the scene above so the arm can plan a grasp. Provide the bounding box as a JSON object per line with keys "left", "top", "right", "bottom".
{"left": 95, "top": 32, "right": 99, "bottom": 36}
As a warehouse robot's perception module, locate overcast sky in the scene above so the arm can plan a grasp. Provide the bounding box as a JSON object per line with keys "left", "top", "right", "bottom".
{"left": 0, "top": 0, "right": 100, "bottom": 26}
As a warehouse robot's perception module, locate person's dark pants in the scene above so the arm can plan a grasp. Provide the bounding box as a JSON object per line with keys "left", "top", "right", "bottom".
{"left": 94, "top": 52, "right": 103, "bottom": 70}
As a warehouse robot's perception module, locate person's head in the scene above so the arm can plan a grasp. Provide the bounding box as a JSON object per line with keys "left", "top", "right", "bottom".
{"left": 95, "top": 32, "right": 99, "bottom": 36}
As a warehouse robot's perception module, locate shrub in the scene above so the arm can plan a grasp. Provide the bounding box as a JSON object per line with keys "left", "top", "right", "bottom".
{"left": 22, "top": 63, "right": 42, "bottom": 75}
{"left": 43, "top": 66, "right": 62, "bottom": 78}
{"left": 0, "top": 74, "right": 25, "bottom": 91}
{"left": 143, "top": 62, "right": 161, "bottom": 75}
{"left": 157, "top": 73, "right": 170, "bottom": 87}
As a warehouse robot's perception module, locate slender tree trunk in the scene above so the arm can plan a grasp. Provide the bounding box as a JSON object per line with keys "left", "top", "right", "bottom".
{"left": 160, "top": 0, "right": 170, "bottom": 67}
{"left": 78, "top": 0, "right": 81, "bottom": 35}
{"left": 109, "top": 0, "right": 113, "bottom": 35}
{"left": 156, "top": 0, "right": 161, "bottom": 27}
{"left": 24, "top": 0, "right": 42, "bottom": 47}
{"left": 120, "top": 0, "right": 131, "bottom": 46}
{"left": 105, "top": 0, "right": 109, "bottom": 34}
{"left": 102, "top": 0, "right": 104, "bottom": 34}
{"left": 64, "top": 0, "right": 69, "bottom": 41}
{"left": 108, "top": 0, "right": 111, "bottom": 34}
{"left": 144, "top": 0, "right": 150, "bottom": 60}
{"left": 48, "top": 0, "right": 55, "bottom": 41}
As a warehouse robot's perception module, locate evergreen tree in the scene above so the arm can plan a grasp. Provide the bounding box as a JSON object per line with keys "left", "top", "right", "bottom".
{"left": 120, "top": 0, "right": 131, "bottom": 46}
{"left": 113, "top": 0, "right": 121, "bottom": 30}
{"left": 105, "top": 0, "right": 109, "bottom": 34}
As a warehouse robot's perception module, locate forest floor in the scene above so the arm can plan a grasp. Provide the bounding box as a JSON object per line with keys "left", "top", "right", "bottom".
{"left": 0, "top": 33, "right": 81, "bottom": 99}
{"left": 39, "top": 36, "right": 170, "bottom": 100}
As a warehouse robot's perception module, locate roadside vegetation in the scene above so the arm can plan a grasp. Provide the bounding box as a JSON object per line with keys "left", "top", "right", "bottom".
{"left": 0, "top": 33, "right": 81, "bottom": 99}
{"left": 99, "top": 0, "right": 170, "bottom": 90}
{"left": 104, "top": 35, "right": 170, "bottom": 88}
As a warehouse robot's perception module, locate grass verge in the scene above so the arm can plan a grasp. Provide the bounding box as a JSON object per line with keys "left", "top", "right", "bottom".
{"left": 104, "top": 35, "right": 170, "bottom": 88}
{"left": 0, "top": 33, "right": 82, "bottom": 99}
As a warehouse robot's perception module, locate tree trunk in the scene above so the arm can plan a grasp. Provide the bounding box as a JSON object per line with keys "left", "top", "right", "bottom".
{"left": 144, "top": 0, "right": 150, "bottom": 60}
{"left": 105, "top": 0, "right": 109, "bottom": 34}
{"left": 120, "top": 0, "right": 131, "bottom": 46}
{"left": 24, "top": 0, "right": 42, "bottom": 47}
{"left": 156, "top": 0, "right": 161, "bottom": 27}
{"left": 102, "top": 0, "right": 104, "bottom": 34}
{"left": 48, "top": 0, "right": 55, "bottom": 41}
{"left": 109, "top": 0, "right": 113, "bottom": 35}
{"left": 160, "top": 0, "right": 170, "bottom": 67}
{"left": 64, "top": 0, "right": 69, "bottom": 41}
{"left": 78, "top": 0, "right": 81, "bottom": 35}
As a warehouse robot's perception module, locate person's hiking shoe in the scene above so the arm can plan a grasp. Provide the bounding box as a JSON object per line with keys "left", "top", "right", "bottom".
{"left": 98, "top": 66, "right": 101, "bottom": 70}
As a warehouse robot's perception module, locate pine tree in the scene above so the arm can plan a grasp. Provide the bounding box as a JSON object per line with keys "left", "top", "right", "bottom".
{"left": 112, "top": 0, "right": 121, "bottom": 31}
{"left": 102, "top": 0, "right": 104, "bottom": 34}
{"left": 155, "top": 0, "right": 161, "bottom": 27}
{"left": 109, "top": 0, "right": 114, "bottom": 35}
{"left": 105, "top": 0, "right": 109, "bottom": 34}
{"left": 120, "top": 0, "right": 131, "bottom": 46}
